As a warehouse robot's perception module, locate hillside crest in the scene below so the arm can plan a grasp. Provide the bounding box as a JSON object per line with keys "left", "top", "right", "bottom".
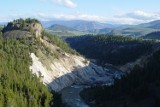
{"left": 2, "top": 18, "right": 42, "bottom": 38}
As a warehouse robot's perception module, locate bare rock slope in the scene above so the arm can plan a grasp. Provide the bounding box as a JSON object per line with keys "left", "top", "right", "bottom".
{"left": 30, "top": 39, "right": 122, "bottom": 92}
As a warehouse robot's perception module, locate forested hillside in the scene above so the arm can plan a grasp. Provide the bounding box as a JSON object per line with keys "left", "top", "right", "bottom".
{"left": 81, "top": 46, "right": 160, "bottom": 107}
{"left": 0, "top": 21, "right": 64, "bottom": 107}
{"left": 0, "top": 34, "right": 52, "bottom": 106}
{"left": 65, "top": 35, "right": 154, "bottom": 66}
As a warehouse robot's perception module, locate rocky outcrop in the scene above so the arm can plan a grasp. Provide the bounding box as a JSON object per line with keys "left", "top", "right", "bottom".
{"left": 2, "top": 22, "right": 42, "bottom": 39}
{"left": 30, "top": 23, "right": 42, "bottom": 37}
{"left": 2, "top": 22, "right": 20, "bottom": 33}
{"left": 3, "top": 30, "right": 32, "bottom": 39}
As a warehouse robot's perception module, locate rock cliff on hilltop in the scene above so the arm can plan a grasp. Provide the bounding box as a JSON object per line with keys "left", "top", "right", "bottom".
{"left": 2, "top": 18, "right": 42, "bottom": 38}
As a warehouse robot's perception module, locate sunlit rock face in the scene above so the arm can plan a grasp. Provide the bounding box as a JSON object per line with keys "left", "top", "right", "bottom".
{"left": 30, "top": 49, "right": 122, "bottom": 92}
{"left": 25, "top": 23, "right": 123, "bottom": 92}
{"left": 30, "top": 23, "right": 42, "bottom": 37}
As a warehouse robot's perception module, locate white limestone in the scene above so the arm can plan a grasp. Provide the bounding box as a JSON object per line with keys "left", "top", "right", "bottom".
{"left": 30, "top": 52, "right": 117, "bottom": 92}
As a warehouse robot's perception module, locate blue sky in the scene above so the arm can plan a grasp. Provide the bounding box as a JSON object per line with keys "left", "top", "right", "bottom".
{"left": 1, "top": 0, "right": 160, "bottom": 24}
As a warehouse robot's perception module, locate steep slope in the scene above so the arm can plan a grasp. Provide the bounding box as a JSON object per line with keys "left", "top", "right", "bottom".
{"left": 29, "top": 32, "right": 124, "bottom": 107}
{"left": 81, "top": 45, "right": 160, "bottom": 107}
{"left": 30, "top": 32, "right": 123, "bottom": 92}
{"left": 65, "top": 35, "right": 154, "bottom": 66}
{"left": 0, "top": 31, "right": 54, "bottom": 107}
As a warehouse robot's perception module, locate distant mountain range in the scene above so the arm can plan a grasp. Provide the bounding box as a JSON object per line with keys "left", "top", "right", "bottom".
{"left": 143, "top": 31, "right": 160, "bottom": 40}
{"left": 42, "top": 20, "right": 160, "bottom": 37}
{"left": 138, "top": 20, "right": 160, "bottom": 29}
{"left": 42, "top": 20, "right": 117, "bottom": 31}
{"left": 88, "top": 27, "right": 113, "bottom": 34}
{"left": 46, "top": 24, "right": 86, "bottom": 37}
{"left": 48, "top": 24, "right": 77, "bottom": 31}
{"left": 110, "top": 20, "right": 160, "bottom": 36}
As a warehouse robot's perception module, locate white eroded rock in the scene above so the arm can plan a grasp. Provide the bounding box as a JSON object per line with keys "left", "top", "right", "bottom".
{"left": 30, "top": 53, "right": 116, "bottom": 91}
{"left": 30, "top": 52, "right": 118, "bottom": 92}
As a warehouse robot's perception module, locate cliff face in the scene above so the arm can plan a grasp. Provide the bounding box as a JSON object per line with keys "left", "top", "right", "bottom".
{"left": 2, "top": 22, "right": 42, "bottom": 38}
{"left": 30, "top": 23, "right": 42, "bottom": 37}
{"left": 30, "top": 53, "right": 117, "bottom": 92}
{"left": 30, "top": 39, "right": 122, "bottom": 92}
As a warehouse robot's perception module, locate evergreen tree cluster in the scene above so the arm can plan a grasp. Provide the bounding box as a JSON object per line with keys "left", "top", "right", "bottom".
{"left": 13, "top": 18, "right": 40, "bottom": 24}
{"left": 42, "top": 31, "right": 77, "bottom": 55}
{"left": 81, "top": 46, "right": 160, "bottom": 107}
{"left": 0, "top": 32, "right": 61, "bottom": 107}
{"left": 65, "top": 34, "right": 154, "bottom": 66}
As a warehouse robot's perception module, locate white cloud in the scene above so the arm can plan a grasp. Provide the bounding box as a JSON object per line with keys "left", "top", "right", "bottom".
{"left": 53, "top": 0, "right": 77, "bottom": 8}
{"left": 36, "top": 12, "right": 144, "bottom": 24}
{"left": 34, "top": 10, "right": 160, "bottom": 24}
{"left": 121, "top": 10, "right": 160, "bottom": 20}
{"left": 1, "top": 10, "right": 160, "bottom": 24}
{"left": 0, "top": 12, "right": 145, "bottom": 24}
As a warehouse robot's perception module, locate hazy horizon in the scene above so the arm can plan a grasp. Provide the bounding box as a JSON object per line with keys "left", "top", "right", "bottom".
{"left": 1, "top": 0, "right": 160, "bottom": 24}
